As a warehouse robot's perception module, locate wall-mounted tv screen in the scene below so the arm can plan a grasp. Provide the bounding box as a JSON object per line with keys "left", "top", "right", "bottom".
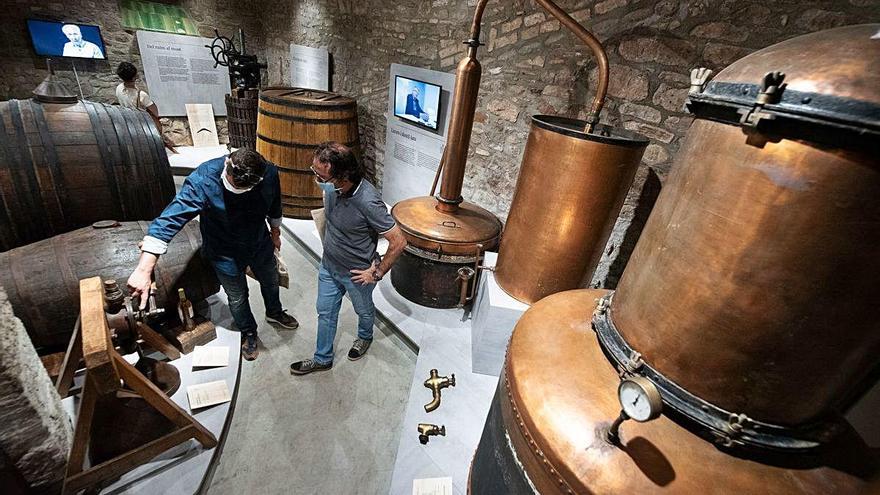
{"left": 27, "top": 19, "right": 107, "bottom": 60}
{"left": 394, "top": 75, "right": 441, "bottom": 131}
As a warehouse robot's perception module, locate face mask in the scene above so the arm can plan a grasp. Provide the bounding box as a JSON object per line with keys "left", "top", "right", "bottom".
{"left": 316, "top": 179, "right": 341, "bottom": 194}
{"left": 222, "top": 162, "right": 253, "bottom": 194}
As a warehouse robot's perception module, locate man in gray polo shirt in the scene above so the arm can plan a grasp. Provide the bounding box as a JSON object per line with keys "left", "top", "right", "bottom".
{"left": 291, "top": 142, "right": 407, "bottom": 375}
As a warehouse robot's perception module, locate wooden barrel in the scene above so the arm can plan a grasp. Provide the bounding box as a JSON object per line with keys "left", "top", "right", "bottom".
{"left": 225, "top": 89, "right": 259, "bottom": 149}
{"left": 256, "top": 87, "right": 360, "bottom": 218}
{"left": 0, "top": 98, "right": 175, "bottom": 252}
{"left": 0, "top": 220, "right": 220, "bottom": 352}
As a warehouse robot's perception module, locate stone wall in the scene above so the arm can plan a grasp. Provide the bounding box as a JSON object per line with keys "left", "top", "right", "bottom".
{"left": 0, "top": 0, "right": 264, "bottom": 145}
{"left": 258, "top": 0, "right": 880, "bottom": 287}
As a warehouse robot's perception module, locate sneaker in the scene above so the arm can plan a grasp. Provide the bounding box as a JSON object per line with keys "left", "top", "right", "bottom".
{"left": 266, "top": 310, "right": 299, "bottom": 329}
{"left": 347, "top": 338, "right": 372, "bottom": 361}
{"left": 290, "top": 358, "right": 332, "bottom": 375}
{"left": 241, "top": 332, "right": 259, "bottom": 361}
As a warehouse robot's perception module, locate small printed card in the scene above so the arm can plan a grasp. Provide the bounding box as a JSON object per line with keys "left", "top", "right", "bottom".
{"left": 186, "top": 380, "right": 231, "bottom": 410}
{"left": 191, "top": 346, "right": 229, "bottom": 368}
{"left": 412, "top": 477, "right": 452, "bottom": 495}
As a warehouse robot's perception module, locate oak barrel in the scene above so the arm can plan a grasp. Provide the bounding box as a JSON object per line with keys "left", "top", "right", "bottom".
{"left": 0, "top": 98, "right": 175, "bottom": 251}
{"left": 0, "top": 220, "right": 220, "bottom": 351}
{"left": 225, "top": 88, "right": 259, "bottom": 149}
{"left": 256, "top": 87, "right": 360, "bottom": 218}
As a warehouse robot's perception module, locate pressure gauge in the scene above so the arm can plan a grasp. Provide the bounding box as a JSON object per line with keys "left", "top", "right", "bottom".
{"left": 606, "top": 375, "right": 662, "bottom": 443}
{"left": 618, "top": 376, "right": 662, "bottom": 422}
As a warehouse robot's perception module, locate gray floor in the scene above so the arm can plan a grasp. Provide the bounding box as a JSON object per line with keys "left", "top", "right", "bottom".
{"left": 206, "top": 232, "right": 416, "bottom": 495}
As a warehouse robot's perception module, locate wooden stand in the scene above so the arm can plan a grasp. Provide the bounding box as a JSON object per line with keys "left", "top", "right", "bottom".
{"left": 59, "top": 277, "right": 217, "bottom": 494}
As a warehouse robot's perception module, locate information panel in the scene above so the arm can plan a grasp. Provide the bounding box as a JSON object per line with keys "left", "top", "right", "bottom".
{"left": 289, "top": 44, "right": 330, "bottom": 91}
{"left": 137, "top": 30, "right": 229, "bottom": 116}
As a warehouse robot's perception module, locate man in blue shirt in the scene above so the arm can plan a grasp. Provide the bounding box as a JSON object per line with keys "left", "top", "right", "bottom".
{"left": 128, "top": 149, "right": 298, "bottom": 361}
{"left": 290, "top": 142, "right": 407, "bottom": 374}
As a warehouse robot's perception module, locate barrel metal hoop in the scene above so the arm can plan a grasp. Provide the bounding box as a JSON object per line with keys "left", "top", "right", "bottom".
{"left": 29, "top": 100, "right": 69, "bottom": 230}
{"left": 591, "top": 292, "right": 840, "bottom": 452}
{"left": 257, "top": 133, "right": 358, "bottom": 150}
{"left": 8, "top": 100, "right": 50, "bottom": 242}
{"left": 258, "top": 93, "right": 356, "bottom": 110}
{"left": 686, "top": 82, "right": 880, "bottom": 152}
{"left": 83, "top": 101, "right": 124, "bottom": 218}
{"left": 257, "top": 107, "right": 357, "bottom": 125}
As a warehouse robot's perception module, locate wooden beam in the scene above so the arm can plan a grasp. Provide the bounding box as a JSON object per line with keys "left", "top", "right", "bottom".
{"left": 136, "top": 322, "right": 181, "bottom": 361}
{"left": 79, "top": 277, "right": 118, "bottom": 395}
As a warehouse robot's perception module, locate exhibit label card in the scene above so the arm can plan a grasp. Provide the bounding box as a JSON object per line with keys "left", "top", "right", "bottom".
{"left": 192, "top": 346, "right": 229, "bottom": 368}
{"left": 289, "top": 44, "right": 330, "bottom": 91}
{"left": 186, "top": 380, "right": 231, "bottom": 410}
{"left": 412, "top": 477, "right": 452, "bottom": 495}
{"left": 186, "top": 104, "right": 219, "bottom": 147}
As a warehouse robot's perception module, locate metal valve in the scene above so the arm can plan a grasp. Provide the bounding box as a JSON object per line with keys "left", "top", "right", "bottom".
{"left": 424, "top": 369, "right": 456, "bottom": 412}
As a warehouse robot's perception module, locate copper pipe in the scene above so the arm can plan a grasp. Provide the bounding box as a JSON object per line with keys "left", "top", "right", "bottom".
{"left": 435, "top": 0, "right": 609, "bottom": 210}
{"left": 533, "top": 0, "right": 608, "bottom": 132}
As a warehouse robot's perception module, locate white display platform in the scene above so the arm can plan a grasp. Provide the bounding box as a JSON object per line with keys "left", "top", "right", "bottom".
{"left": 167, "top": 145, "right": 228, "bottom": 175}
{"left": 281, "top": 217, "right": 499, "bottom": 495}
{"left": 61, "top": 295, "right": 240, "bottom": 494}
{"left": 470, "top": 253, "right": 529, "bottom": 377}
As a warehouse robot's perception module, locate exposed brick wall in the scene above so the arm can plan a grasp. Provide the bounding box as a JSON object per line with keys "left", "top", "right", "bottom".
{"left": 0, "top": 0, "right": 264, "bottom": 145}
{"left": 258, "top": 0, "right": 880, "bottom": 286}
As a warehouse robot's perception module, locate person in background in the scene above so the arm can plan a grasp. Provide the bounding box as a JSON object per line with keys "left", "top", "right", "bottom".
{"left": 290, "top": 142, "right": 407, "bottom": 375}
{"left": 405, "top": 86, "right": 429, "bottom": 123}
{"left": 127, "top": 149, "right": 299, "bottom": 361}
{"left": 115, "top": 63, "right": 161, "bottom": 130}
{"left": 61, "top": 24, "right": 103, "bottom": 59}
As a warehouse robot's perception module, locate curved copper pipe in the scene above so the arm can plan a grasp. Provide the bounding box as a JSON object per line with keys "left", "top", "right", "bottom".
{"left": 533, "top": 0, "right": 608, "bottom": 132}
{"left": 468, "top": 0, "right": 608, "bottom": 132}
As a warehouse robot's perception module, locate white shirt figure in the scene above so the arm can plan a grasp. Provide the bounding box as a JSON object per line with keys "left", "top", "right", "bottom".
{"left": 116, "top": 84, "right": 154, "bottom": 110}
{"left": 61, "top": 24, "right": 103, "bottom": 59}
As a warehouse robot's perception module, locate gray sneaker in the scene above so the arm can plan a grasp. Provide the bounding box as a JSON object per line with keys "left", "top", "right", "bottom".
{"left": 290, "top": 358, "right": 332, "bottom": 375}
{"left": 347, "top": 338, "right": 372, "bottom": 361}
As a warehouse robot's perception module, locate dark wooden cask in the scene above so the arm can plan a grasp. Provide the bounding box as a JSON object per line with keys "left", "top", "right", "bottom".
{"left": 225, "top": 88, "right": 259, "bottom": 150}
{"left": 0, "top": 220, "right": 219, "bottom": 351}
{"left": 256, "top": 87, "right": 360, "bottom": 218}
{"left": 0, "top": 98, "right": 175, "bottom": 251}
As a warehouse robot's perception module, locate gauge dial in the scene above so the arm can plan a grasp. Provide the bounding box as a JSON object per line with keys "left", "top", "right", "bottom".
{"left": 617, "top": 376, "right": 662, "bottom": 422}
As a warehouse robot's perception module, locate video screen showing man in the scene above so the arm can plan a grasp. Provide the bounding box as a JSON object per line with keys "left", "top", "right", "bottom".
{"left": 61, "top": 24, "right": 103, "bottom": 59}
{"left": 405, "top": 87, "right": 430, "bottom": 123}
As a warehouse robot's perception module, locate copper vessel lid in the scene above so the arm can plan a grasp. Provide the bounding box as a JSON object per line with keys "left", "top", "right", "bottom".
{"left": 392, "top": 196, "right": 502, "bottom": 247}
{"left": 32, "top": 74, "right": 78, "bottom": 103}
{"left": 686, "top": 24, "right": 880, "bottom": 149}
{"left": 532, "top": 116, "right": 649, "bottom": 148}
{"left": 259, "top": 87, "right": 355, "bottom": 108}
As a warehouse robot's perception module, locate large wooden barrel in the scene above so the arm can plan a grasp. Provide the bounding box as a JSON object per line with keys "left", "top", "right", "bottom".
{"left": 0, "top": 98, "right": 175, "bottom": 252}
{"left": 0, "top": 220, "right": 220, "bottom": 352}
{"left": 225, "top": 89, "right": 259, "bottom": 149}
{"left": 256, "top": 87, "right": 360, "bottom": 218}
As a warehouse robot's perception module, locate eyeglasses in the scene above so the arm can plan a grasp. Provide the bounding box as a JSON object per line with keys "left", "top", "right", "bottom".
{"left": 310, "top": 166, "right": 332, "bottom": 184}
{"left": 229, "top": 163, "right": 264, "bottom": 188}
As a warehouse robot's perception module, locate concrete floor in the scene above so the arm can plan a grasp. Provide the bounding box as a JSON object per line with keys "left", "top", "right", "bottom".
{"left": 206, "top": 232, "right": 416, "bottom": 495}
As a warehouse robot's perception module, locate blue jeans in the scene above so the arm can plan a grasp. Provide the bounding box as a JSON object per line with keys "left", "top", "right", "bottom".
{"left": 314, "top": 264, "right": 376, "bottom": 364}
{"left": 211, "top": 241, "right": 282, "bottom": 335}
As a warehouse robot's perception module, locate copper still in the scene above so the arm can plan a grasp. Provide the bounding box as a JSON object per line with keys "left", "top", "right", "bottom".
{"left": 494, "top": 117, "right": 648, "bottom": 304}
{"left": 390, "top": 0, "right": 616, "bottom": 308}
{"left": 470, "top": 24, "right": 880, "bottom": 494}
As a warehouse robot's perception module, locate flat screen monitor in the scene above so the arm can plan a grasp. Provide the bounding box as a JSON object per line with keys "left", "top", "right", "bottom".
{"left": 394, "top": 75, "right": 441, "bottom": 131}
{"left": 27, "top": 19, "right": 107, "bottom": 60}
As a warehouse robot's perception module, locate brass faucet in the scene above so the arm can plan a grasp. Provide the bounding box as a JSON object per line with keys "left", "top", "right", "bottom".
{"left": 423, "top": 369, "right": 455, "bottom": 412}
{"left": 418, "top": 423, "right": 446, "bottom": 444}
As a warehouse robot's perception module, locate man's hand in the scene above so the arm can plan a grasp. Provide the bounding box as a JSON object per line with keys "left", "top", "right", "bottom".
{"left": 271, "top": 226, "right": 282, "bottom": 250}
{"left": 128, "top": 252, "right": 159, "bottom": 309}
{"left": 350, "top": 264, "right": 379, "bottom": 285}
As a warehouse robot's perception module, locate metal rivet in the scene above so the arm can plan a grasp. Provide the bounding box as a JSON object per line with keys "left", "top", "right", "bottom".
{"left": 801, "top": 96, "right": 812, "bottom": 104}
{"left": 742, "top": 88, "right": 749, "bottom": 94}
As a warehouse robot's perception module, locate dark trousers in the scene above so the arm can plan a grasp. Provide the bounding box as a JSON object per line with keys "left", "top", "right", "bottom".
{"left": 211, "top": 241, "right": 282, "bottom": 335}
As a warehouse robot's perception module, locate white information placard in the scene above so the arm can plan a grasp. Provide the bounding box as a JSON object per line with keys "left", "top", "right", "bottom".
{"left": 137, "top": 30, "right": 229, "bottom": 117}
{"left": 289, "top": 44, "right": 330, "bottom": 91}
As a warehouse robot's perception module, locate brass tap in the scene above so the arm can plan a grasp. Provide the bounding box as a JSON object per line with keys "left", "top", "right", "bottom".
{"left": 423, "top": 369, "right": 455, "bottom": 412}
{"left": 418, "top": 423, "right": 446, "bottom": 445}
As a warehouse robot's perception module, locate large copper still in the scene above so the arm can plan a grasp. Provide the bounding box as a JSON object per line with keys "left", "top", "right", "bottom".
{"left": 390, "top": 0, "right": 615, "bottom": 308}
{"left": 470, "top": 24, "right": 880, "bottom": 494}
